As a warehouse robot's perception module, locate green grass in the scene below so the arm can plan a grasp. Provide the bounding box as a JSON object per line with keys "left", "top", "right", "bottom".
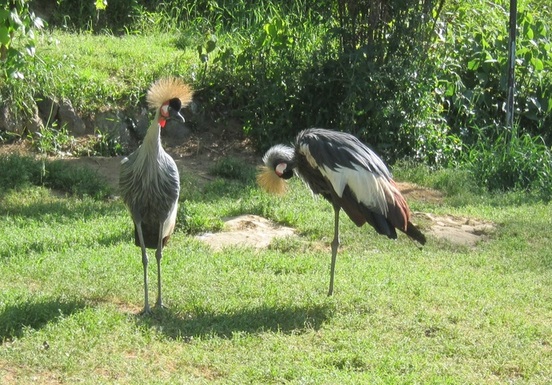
{"left": 34, "top": 31, "right": 199, "bottom": 113}
{"left": 0, "top": 165, "right": 551, "bottom": 384}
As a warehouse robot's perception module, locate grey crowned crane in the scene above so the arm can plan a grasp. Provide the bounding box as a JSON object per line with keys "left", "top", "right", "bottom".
{"left": 120, "top": 77, "right": 193, "bottom": 314}
{"left": 257, "top": 128, "right": 426, "bottom": 296}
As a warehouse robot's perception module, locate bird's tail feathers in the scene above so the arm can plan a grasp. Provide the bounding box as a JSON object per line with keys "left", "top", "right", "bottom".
{"left": 257, "top": 165, "right": 288, "bottom": 195}
{"left": 405, "top": 221, "right": 426, "bottom": 245}
{"left": 147, "top": 77, "right": 193, "bottom": 110}
{"left": 134, "top": 222, "right": 171, "bottom": 249}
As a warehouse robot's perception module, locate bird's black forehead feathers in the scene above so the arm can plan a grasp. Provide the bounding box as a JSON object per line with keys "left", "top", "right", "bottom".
{"left": 297, "top": 128, "right": 391, "bottom": 178}
{"left": 168, "top": 97, "right": 182, "bottom": 111}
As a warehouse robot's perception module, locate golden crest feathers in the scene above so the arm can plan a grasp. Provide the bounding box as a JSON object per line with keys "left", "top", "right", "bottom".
{"left": 257, "top": 165, "right": 288, "bottom": 195}
{"left": 146, "top": 77, "right": 193, "bottom": 110}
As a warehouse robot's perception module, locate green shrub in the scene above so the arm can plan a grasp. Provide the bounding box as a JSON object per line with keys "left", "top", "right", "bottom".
{"left": 435, "top": 1, "right": 552, "bottom": 145}
{"left": 0, "top": 154, "right": 44, "bottom": 190}
{"left": 463, "top": 129, "right": 552, "bottom": 198}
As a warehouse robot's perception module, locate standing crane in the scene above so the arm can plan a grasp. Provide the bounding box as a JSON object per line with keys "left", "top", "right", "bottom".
{"left": 257, "top": 128, "right": 426, "bottom": 296}
{"left": 119, "top": 77, "right": 193, "bottom": 314}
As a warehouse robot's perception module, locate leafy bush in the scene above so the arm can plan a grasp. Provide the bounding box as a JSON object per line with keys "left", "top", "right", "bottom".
{"left": 463, "top": 129, "right": 552, "bottom": 198}
{"left": 1, "top": 0, "right": 43, "bottom": 79}
{"left": 196, "top": 0, "right": 449, "bottom": 165}
{"left": 435, "top": 1, "right": 552, "bottom": 145}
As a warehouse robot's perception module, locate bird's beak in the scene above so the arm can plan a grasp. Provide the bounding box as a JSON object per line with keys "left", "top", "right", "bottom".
{"left": 168, "top": 108, "right": 185, "bottom": 123}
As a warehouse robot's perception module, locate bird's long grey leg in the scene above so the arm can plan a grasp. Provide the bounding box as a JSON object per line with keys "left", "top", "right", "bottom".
{"left": 135, "top": 221, "right": 150, "bottom": 314}
{"left": 154, "top": 222, "right": 165, "bottom": 308}
{"left": 328, "top": 205, "right": 341, "bottom": 296}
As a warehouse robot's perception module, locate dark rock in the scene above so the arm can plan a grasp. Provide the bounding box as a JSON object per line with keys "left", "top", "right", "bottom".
{"left": 26, "top": 104, "right": 44, "bottom": 134}
{"left": 36, "top": 96, "right": 59, "bottom": 123}
{"left": 133, "top": 109, "right": 149, "bottom": 140}
{"left": 58, "top": 99, "right": 86, "bottom": 136}
{"left": 163, "top": 119, "right": 191, "bottom": 145}
{"left": 0, "top": 105, "right": 18, "bottom": 133}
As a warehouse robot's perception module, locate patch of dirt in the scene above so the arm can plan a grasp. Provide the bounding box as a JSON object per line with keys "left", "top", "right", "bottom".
{"left": 197, "top": 214, "right": 296, "bottom": 251}
{"left": 396, "top": 182, "right": 444, "bottom": 205}
{"left": 413, "top": 212, "right": 495, "bottom": 247}
{"left": 0, "top": 124, "right": 495, "bottom": 249}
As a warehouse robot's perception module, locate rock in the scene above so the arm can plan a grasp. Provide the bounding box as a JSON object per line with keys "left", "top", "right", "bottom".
{"left": 94, "top": 110, "right": 132, "bottom": 151}
{"left": 0, "top": 104, "right": 19, "bottom": 134}
{"left": 95, "top": 111, "right": 122, "bottom": 137}
{"left": 26, "top": 104, "right": 44, "bottom": 134}
{"left": 36, "top": 96, "right": 59, "bottom": 123}
{"left": 58, "top": 98, "right": 86, "bottom": 136}
{"left": 133, "top": 109, "right": 149, "bottom": 140}
{"left": 163, "top": 119, "right": 190, "bottom": 145}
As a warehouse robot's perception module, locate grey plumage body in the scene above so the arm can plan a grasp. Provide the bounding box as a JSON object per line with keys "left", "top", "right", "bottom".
{"left": 120, "top": 141, "right": 179, "bottom": 249}
{"left": 259, "top": 128, "right": 426, "bottom": 295}
{"left": 120, "top": 118, "right": 179, "bottom": 313}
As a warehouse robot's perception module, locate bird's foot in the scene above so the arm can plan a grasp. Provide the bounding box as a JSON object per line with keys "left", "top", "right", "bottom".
{"left": 154, "top": 299, "right": 167, "bottom": 310}
{"left": 139, "top": 306, "right": 152, "bottom": 316}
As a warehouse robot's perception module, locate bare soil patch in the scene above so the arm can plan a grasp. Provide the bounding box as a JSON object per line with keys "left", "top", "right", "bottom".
{"left": 197, "top": 214, "right": 296, "bottom": 251}
{"left": 412, "top": 212, "right": 495, "bottom": 247}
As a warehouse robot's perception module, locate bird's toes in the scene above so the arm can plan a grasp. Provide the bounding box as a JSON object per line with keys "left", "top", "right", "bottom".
{"left": 139, "top": 306, "right": 152, "bottom": 316}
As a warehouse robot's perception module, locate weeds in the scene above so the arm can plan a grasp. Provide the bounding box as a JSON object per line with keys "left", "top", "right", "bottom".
{"left": 464, "top": 131, "right": 552, "bottom": 199}
{"left": 209, "top": 156, "right": 256, "bottom": 183}
{"left": 0, "top": 154, "right": 112, "bottom": 198}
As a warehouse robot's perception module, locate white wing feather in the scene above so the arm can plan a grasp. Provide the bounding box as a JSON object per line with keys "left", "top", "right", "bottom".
{"left": 299, "top": 138, "right": 396, "bottom": 216}
{"left": 318, "top": 163, "right": 393, "bottom": 216}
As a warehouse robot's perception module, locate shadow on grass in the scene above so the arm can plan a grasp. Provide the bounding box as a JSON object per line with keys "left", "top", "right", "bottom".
{"left": 136, "top": 303, "right": 332, "bottom": 340}
{"left": 0, "top": 198, "right": 123, "bottom": 222}
{"left": 0, "top": 297, "right": 87, "bottom": 343}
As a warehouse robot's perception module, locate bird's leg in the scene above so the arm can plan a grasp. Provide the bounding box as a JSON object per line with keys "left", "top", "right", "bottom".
{"left": 135, "top": 222, "right": 151, "bottom": 314}
{"left": 328, "top": 205, "right": 341, "bottom": 296}
{"left": 154, "top": 223, "right": 165, "bottom": 309}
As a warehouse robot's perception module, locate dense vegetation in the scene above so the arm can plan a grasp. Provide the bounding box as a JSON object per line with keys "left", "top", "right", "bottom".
{"left": 1, "top": 0, "right": 551, "bottom": 197}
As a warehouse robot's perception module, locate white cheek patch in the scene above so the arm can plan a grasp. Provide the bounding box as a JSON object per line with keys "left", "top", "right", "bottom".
{"left": 161, "top": 104, "right": 169, "bottom": 116}
{"left": 275, "top": 163, "right": 287, "bottom": 176}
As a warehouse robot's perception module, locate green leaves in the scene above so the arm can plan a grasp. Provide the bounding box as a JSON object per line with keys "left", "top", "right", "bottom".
{"left": 95, "top": 0, "right": 108, "bottom": 11}
{"left": 197, "top": 34, "right": 217, "bottom": 63}
{"left": 261, "top": 18, "right": 294, "bottom": 50}
{"left": 0, "top": 0, "right": 44, "bottom": 79}
{"left": 0, "top": 25, "right": 9, "bottom": 45}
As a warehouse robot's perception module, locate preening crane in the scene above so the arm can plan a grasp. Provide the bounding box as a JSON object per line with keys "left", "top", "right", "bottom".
{"left": 258, "top": 128, "right": 426, "bottom": 295}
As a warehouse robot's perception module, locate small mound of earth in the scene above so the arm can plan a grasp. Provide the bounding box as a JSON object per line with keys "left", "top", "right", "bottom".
{"left": 197, "top": 214, "right": 295, "bottom": 251}
{"left": 413, "top": 212, "right": 495, "bottom": 247}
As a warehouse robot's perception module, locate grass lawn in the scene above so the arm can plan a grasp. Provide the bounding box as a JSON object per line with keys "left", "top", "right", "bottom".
{"left": 0, "top": 168, "right": 551, "bottom": 384}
